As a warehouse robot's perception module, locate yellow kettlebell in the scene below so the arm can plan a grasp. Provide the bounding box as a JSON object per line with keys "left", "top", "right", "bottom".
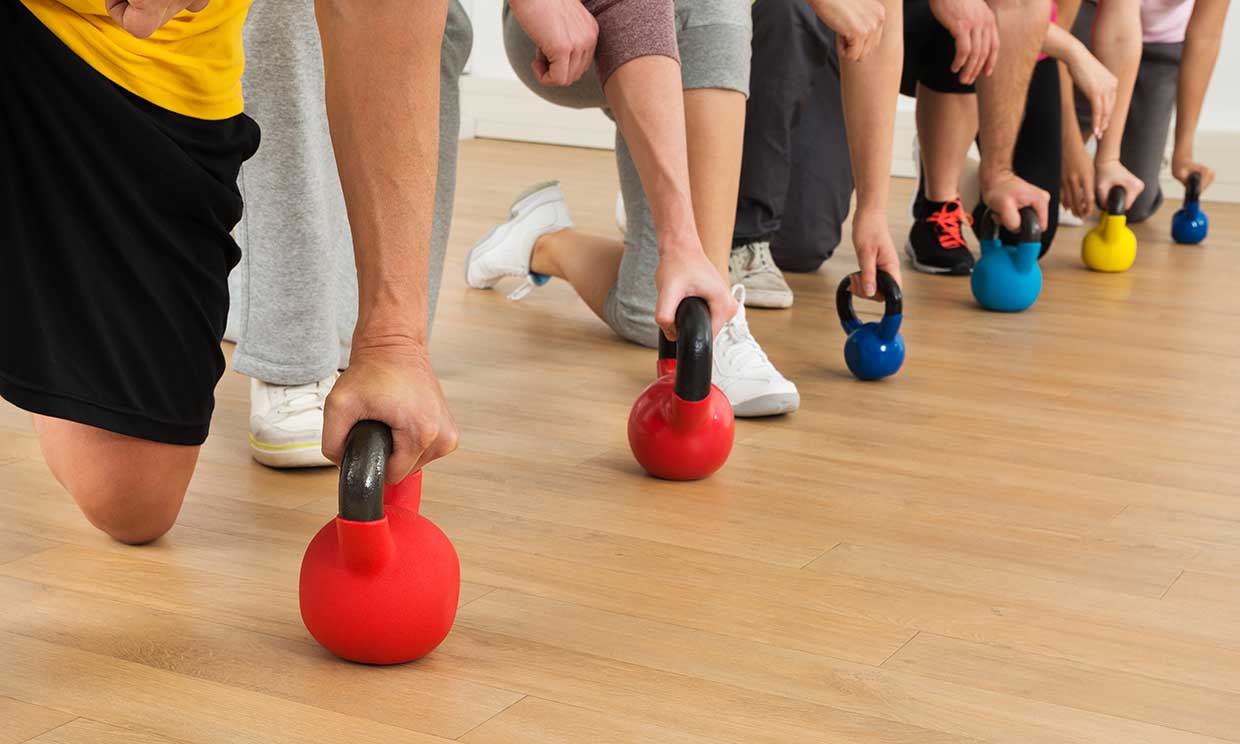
{"left": 1082, "top": 186, "right": 1137, "bottom": 272}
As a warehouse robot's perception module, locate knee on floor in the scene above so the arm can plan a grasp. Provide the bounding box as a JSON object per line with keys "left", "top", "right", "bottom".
{"left": 71, "top": 479, "right": 186, "bottom": 545}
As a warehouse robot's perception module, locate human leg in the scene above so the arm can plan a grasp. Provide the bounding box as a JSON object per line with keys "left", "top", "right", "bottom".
{"left": 1, "top": 1, "right": 257, "bottom": 540}
{"left": 1120, "top": 42, "right": 1181, "bottom": 222}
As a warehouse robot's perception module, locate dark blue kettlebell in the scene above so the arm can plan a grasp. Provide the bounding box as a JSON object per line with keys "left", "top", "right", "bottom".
{"left": 836, "top": 270, "right": 904, "bottom": 380}
{"left": 970, "top": 207, "right": 1042, "bottom": 312}
{"left": 1172, "top": 172, "right": 1208, "bottom": 245}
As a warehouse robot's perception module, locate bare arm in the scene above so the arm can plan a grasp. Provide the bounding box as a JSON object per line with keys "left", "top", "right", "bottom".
{"left": 977, "top": 0, "right": 1052, "bottom": 229}
{"left": 840, "top": 0, "right": 904, "bottom": 295}
{"left": 604, "top": 56, "right": 737, "bottom": 337}
{"left": 1090, "top": 0, "right": 1144, "bottom": 207}
{"left": 1172, "top": 0, "right": 1230, "bottom": 192}
{"left": 317, "top": 0, "right": 460, "bottom": 481}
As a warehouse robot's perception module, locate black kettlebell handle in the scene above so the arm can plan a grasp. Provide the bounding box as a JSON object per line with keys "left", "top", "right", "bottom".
{"left": 836, "top": 270, "right": 902, "bottom": 326}
{"left": 1186, "top": 172, "right": 1201, "bottom": 203}
{"left": 339, "top": 420, "right": 392, "bottom": 522}
{"left": 1106, "top": 185, "right": 1126, "bottom": 215}
{"left": 657, "top": 297, "right": 712, "bottom": 403}
{"left": 978, "top": 207, "right": 1041, "bottom": 245}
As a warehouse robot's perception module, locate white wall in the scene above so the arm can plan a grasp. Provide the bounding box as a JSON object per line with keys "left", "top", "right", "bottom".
{"left": 457, "top": 0, "right": 1240, "bottom": 200}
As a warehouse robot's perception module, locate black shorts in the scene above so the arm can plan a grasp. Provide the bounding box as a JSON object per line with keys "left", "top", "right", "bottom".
{"left": 0, "top": 0, "right": 260, "bottom": 445}
{"left": 901, "top": 0, "right": 975, "bottom": 97}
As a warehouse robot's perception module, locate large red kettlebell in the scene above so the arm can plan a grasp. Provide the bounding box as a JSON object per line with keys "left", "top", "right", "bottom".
{"left": 299, "top": 421, "right": 460, "bottom": 664}
{"left": 628, "top": 297, "right": 734, "bottom": 480}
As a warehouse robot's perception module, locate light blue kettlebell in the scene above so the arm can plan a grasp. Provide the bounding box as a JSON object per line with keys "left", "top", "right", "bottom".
{"left": 836, "top": 270, "right": 904, "bottom": 380}
{"left": 970, "top": 207, "right": 1042, "bottom": 313}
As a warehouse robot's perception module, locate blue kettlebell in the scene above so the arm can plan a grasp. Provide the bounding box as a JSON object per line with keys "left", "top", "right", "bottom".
{"left": 970, "top": 207, "right": 1042, "bottom": 312}
{"left": 1171, "top": 172, "right": 1208, "bottom": 245}
{"left": 836, "top": 269, "right": 904, "bottom": 380}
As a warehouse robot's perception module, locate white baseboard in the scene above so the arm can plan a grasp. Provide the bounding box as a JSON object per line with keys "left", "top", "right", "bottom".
{"left": 461, "top": 75, "right": 1240, "bottom": 203}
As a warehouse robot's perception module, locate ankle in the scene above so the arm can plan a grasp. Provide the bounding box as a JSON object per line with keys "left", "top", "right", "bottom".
{"left": 529, "top": 231, "right": 562, "bottom": 276}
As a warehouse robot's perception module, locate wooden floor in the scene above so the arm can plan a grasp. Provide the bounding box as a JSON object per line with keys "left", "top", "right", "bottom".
{"left": 2, "top": 138, "right": 1239, "bottom": 743}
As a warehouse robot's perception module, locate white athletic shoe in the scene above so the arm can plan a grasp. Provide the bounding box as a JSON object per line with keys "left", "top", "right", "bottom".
{"left": 1058, "top": 203, "right": 1084, "bottom": 227}
{"left": 713, "top": 285, "right": 800, "bottom": 417}
{"left": 615, "top": 191, "right": 627, "bottom": 234}
{"left": 249, "top": 375, "right": 336, "bottom": 468}
{"left": 729, "top": 241, "right": 793, "bottom": 308}
{"left": 466, "top": 181, "right": 573, "bottom": 300}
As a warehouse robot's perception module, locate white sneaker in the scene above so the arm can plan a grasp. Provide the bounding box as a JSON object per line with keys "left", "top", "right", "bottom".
{"left": 1058, "top": 203, "right": 1084, "bottom": 227}
{"left": 713, "top": 285, "right": 800, "bottom": 417}
{"left": 729, "top": 241, "right": 793, "bottom": 309}
{"left": 249, "top": 375, "right": 335, "bottom": 468}
{"left": 466, "top": 181, "right": 573, "bottom": 300}
{"left": 615, "top": 191, "right": 626, "bottom": 235}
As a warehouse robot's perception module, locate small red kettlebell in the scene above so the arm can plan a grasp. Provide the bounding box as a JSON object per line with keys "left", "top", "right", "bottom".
{"left": 299, "top": 421, "right": 460, "bottom": 664}
{"left": 628, "top": 297, "right": 734, "bottom": 480}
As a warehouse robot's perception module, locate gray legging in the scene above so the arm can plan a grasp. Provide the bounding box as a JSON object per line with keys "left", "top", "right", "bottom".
{"left": 503, "top": 1, "right": 751, "bottom": 348}
{"left": 1072, "top": 0, "right": 1183, "bottom": 223}
{"left": 227, "top": 0, "right": 473, "bottom": 385}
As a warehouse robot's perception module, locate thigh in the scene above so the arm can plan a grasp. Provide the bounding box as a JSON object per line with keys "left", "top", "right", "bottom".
{"left": 902, "top": 0, "right": 976, "bottom": 97}
{"left": 502, "top": 4, "right": 607, "bottom": 108}
{"left": 1, "top": 1, "right": 256, "bottom": 445}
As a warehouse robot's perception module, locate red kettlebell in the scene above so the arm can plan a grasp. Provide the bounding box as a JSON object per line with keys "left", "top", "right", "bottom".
{"left": 628, "top": 297, "right": 734, "bottom": 480}
{"left": 299, "top": 421, "right": 460, "bottom": 664}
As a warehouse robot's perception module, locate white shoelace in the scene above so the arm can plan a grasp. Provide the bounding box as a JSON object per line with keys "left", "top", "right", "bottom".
{"left": 275, "top": 378, "right": 331, "bottom": 417}
{"left": 719, "top": 310, "right": 774, "bottom": 379}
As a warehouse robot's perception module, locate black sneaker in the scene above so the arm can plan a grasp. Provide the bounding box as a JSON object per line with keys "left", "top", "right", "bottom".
{"left": 905, "top": 198, "right": 976, "bottom": 275}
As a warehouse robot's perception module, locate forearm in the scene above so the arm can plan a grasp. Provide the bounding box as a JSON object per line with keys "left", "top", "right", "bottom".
{"left": 1057, "top": 59, "right": 1088, "bottom": 146}
{"left": 1090, "top": 0, "right": 1141, "bottom": 162}
{"left": 1042, "top": 22, "right": 1082, "bottom": 59}
{"left": 840, "top": 0, "right": 902, "bottom": 215}
{"left": 977, "top": 0, "right": 1050, "bottom": 182}
{"left": 1174, "top": 0, "right": 1229, "bottom": 157}
{"left": 604, "top": 55, "right": 700, "bottom": 252}
{"left": 316, "top": 0, "right": 447, "bottom": 345}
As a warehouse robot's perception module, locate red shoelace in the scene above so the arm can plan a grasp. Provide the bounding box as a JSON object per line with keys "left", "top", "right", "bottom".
{"left": 926, "top": 199, "right": 973, "bottom": 249}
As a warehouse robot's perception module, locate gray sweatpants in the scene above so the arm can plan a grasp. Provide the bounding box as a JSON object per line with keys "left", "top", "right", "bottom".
{"left": 1071, "top": 0, "right": 1182, "bottom": 222}
{"left": 503, "top": 0, "right": 751, "bottom": 348}
{"left": 227, "top": 0, "right": 473, "bottom": 385}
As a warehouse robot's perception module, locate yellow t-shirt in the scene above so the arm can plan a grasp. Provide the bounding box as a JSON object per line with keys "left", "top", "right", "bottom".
{"left": 21, "top": 0, "right": 251, "bottom": 120}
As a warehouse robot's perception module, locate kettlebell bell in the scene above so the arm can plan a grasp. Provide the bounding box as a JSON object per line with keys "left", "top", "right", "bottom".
{"left": 836, "top": 270, "right": 904, "bottom": 380}
{"left": 1082, "top": 186, "right": 1137, "bottom": 272}
{"left": 1171, "top": 172, "right": 1208, "bottom": 245}
{"left": 299, "top": 421, "right": 460, "bottom": 664}
{"left": 971, "top": 207, "right": 1043, "bottom": 312}
{"left": 628, "top": 297, "right": 734, "bottom": 480}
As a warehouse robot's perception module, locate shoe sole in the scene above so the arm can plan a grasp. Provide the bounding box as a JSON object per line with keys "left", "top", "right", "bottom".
{"left": 743, "top": 289, "right": 794, "bottom": 309}
{"left": 731, "top": 392, "right": 800, "bottom": 418}
{"left": 904, "top": 239, "right": 972, "bottom": 276}
{"left": 249, "top": 435, "right": 332, "bottom": 469}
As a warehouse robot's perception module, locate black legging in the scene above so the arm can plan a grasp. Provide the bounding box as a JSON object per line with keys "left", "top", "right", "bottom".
{"left": 976, "top": 56, "right": 1062, "bottom": 256}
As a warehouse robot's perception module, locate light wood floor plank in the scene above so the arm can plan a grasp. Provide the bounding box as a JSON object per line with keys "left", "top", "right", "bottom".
{"left": 884, "top": 632, "right": 1240, "bottom": 741}
{"left": 0, "top": 697, "right": 74, "bottom": 744}
{"left": 25, "top": 719, "right": 180, "bottom": 744}
{"left": 0, "top": 576, "right": 521, "bottom": 740}
{"left": 459, "top": 697, "right": 725, "bottom": 744}
{"left": 1164, "top": 571, "right": 1240, "bottom": 605}
{"left": 457, "top": 589, "right": 1233, "bottom": 744}
{"left": 0, "top": 631, "right": 454, "bottom": 744}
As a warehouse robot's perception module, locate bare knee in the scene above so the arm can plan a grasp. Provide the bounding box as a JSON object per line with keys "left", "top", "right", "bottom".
{"left": 33, "top": 416, "right": 199, "bottom": 545}
{"left": 73, "top": 482, "right": 187, "bottom": 545}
